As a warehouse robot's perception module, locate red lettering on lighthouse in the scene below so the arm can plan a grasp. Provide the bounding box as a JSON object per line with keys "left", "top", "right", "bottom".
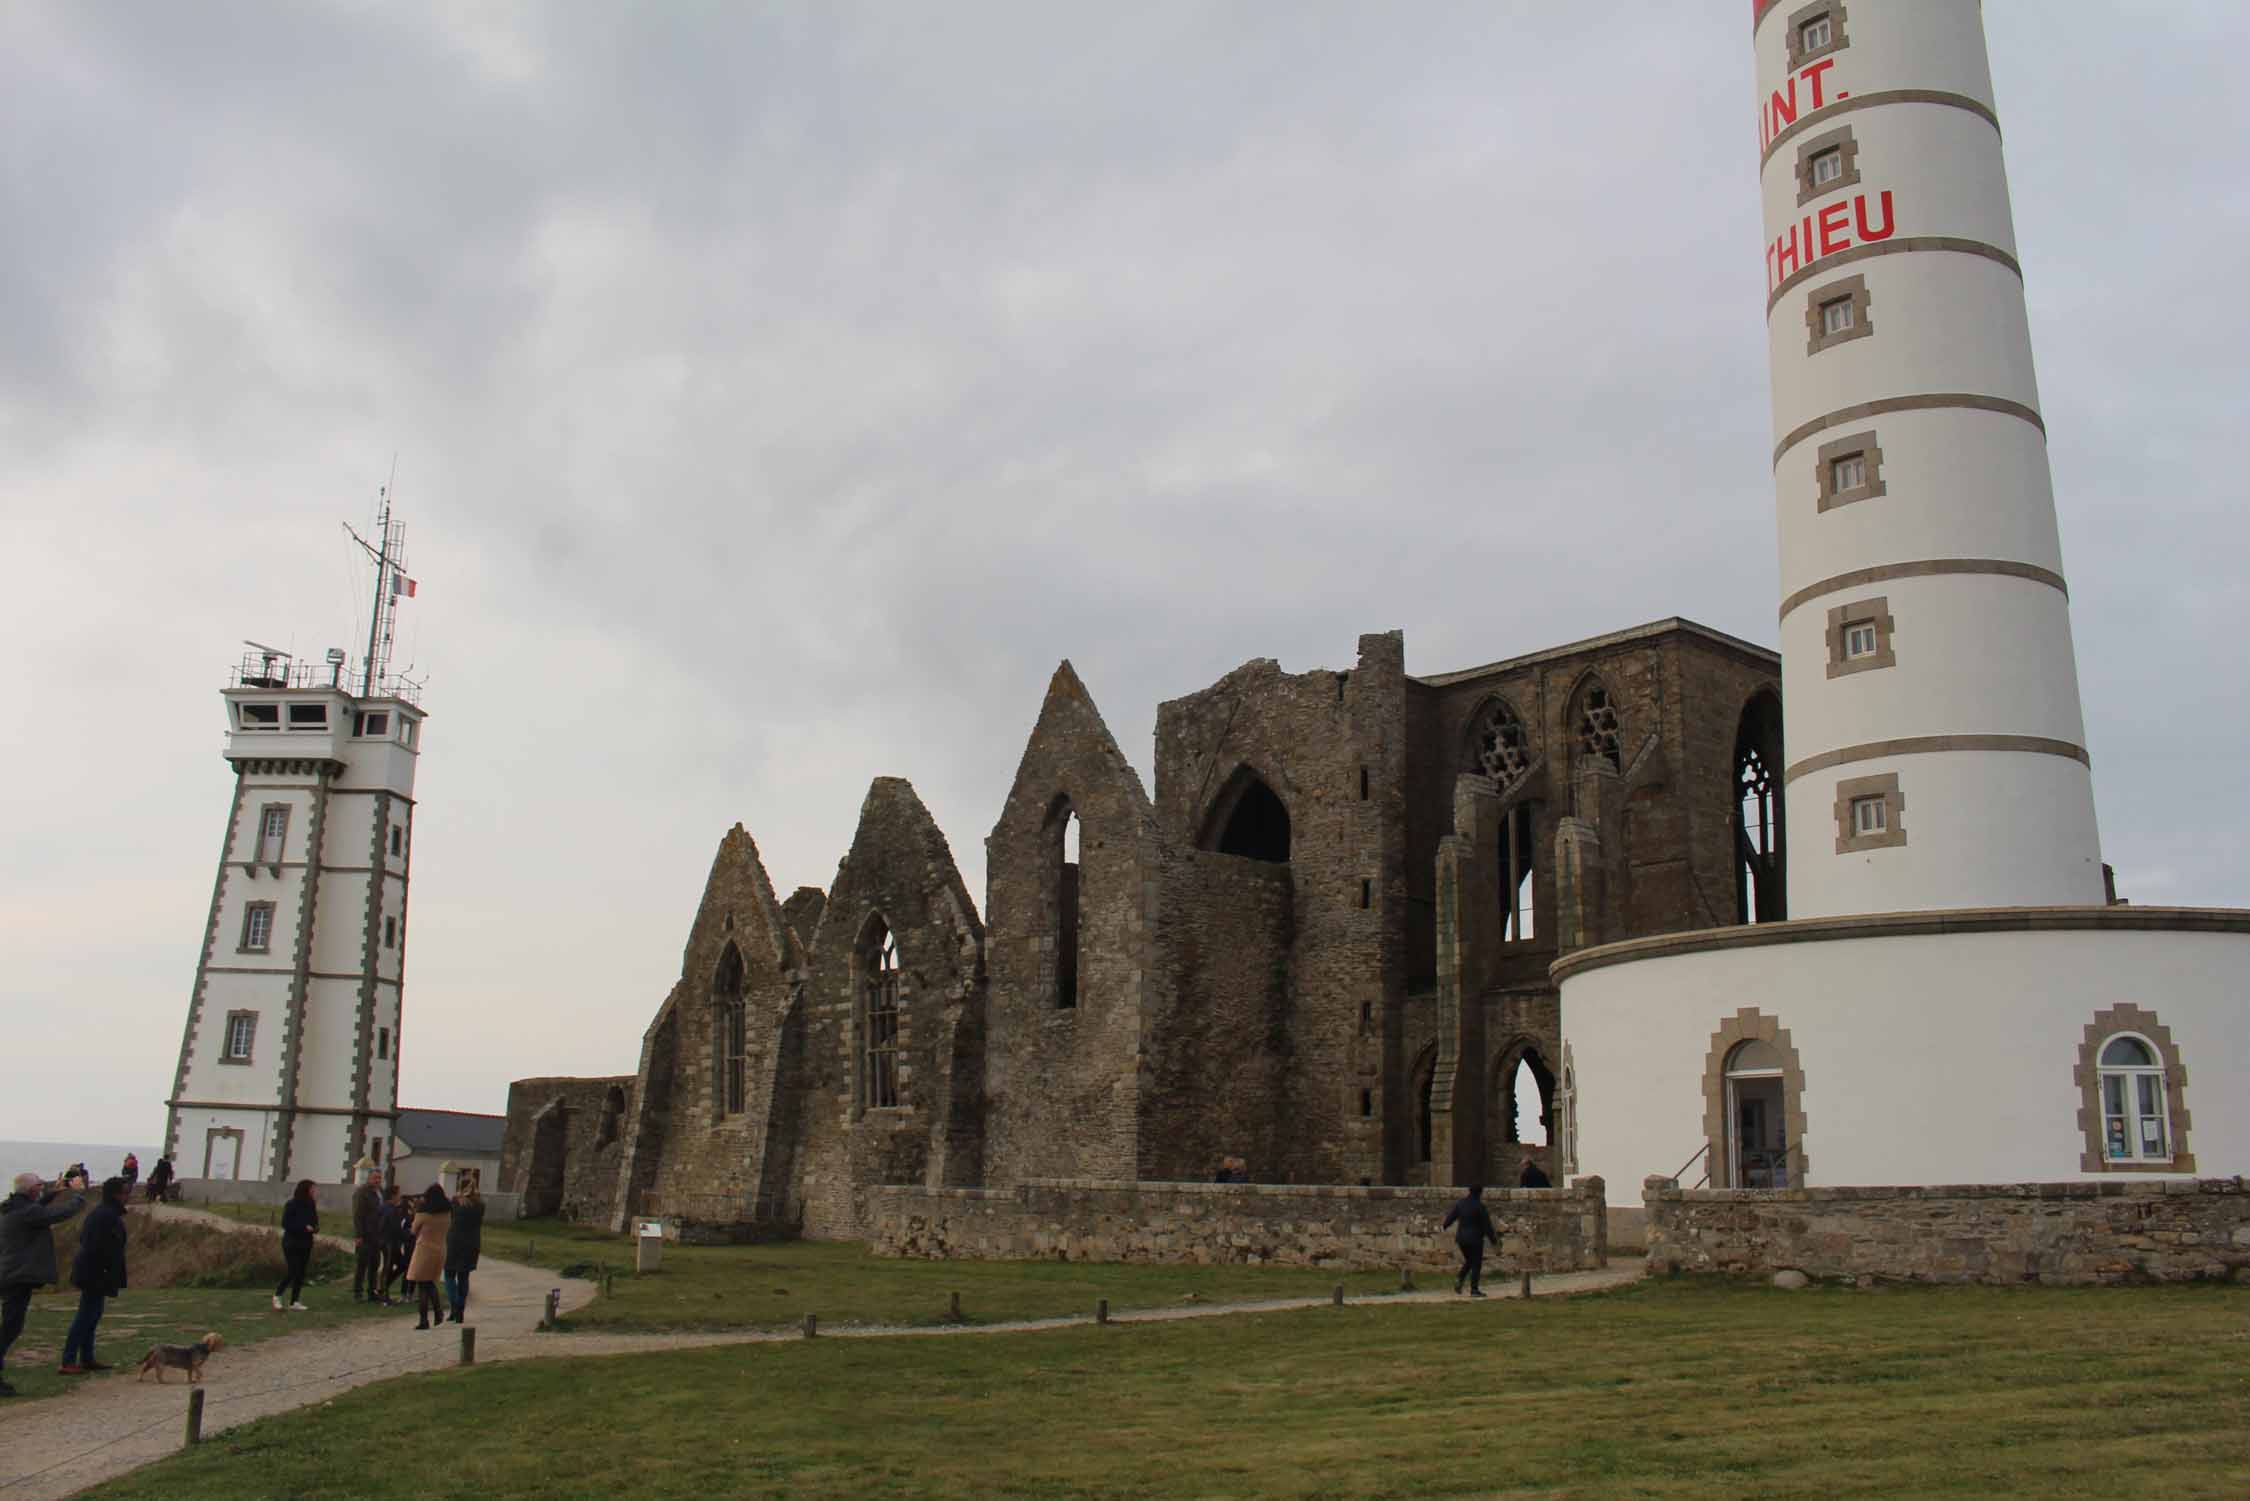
{"left": 1855, "top": 191, "right": 1896, "bottom": 242}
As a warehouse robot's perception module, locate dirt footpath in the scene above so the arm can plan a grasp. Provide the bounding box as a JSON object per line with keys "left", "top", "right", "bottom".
{"left": 0, "top": 1208, "right": 1638, "bottom": 1499}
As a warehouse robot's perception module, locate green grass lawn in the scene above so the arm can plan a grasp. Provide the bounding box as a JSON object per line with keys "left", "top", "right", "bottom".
{"left": 196, "top": 1206, "right": 1424, "bottom": 1331}
{"left": 100, "top": 1279, "right": 2250, "bottom": 1499}
{"left": 3, "top": 1281, "right": 395, "bottom": 1407}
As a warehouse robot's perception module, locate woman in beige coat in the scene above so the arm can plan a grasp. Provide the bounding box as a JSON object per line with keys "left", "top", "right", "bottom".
{"left": 406, "top": 1185, "right": 453, "bottom": 1330}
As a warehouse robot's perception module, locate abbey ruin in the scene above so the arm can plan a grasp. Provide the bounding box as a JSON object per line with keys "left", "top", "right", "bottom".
{"left": 500, "top": 618, "right": 1782, "bottom": 1238}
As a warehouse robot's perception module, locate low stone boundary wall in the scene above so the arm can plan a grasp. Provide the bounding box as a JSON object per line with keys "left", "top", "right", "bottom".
{"left": 868, "top": 1178, "right": 1607, "bottom": 1272}
{"left": 1644, "top": 1175, "right": 2250, "bottom": 1285}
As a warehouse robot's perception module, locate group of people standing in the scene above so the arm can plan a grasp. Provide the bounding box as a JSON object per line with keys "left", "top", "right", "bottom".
{"left": 0, "top": 1169, "right": 130, "bottom": 1393}
{"left": 339, "top": 1169, "right": 485, "bottom": 1329}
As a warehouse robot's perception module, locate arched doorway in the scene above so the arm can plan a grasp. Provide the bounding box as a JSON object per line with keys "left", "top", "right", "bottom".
{"left": 1492, "top": 1042, "right": 1555, "bottom": 1185}
{"left": 1723, "top": 1039, "right": 1789, "bottom": 1187}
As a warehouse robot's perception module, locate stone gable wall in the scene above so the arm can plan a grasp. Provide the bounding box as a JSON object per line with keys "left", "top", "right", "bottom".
{"left": 870, "top": 1177, "right": 1607, "bottom": 1272}
{"left": 790, "top": 777, "right": 987, "bottom": 1239}
{"left": 500, "top": 1074, "right": 634, "bottom": 1223}
{"left": 983, "top": 664, "right": 1160, "bottom": 1186}
{"left": 1644, "top": 1176, "right": 2250, "bottom": 1284}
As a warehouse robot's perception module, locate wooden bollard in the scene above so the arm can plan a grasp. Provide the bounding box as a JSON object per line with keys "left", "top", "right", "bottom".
{"left": 542, "top": 1289, "right": 560, "bottom": 1329}
{"left": 185, "top": 1387, "right": 206, "bottom": 1445}
{"left": 1096, "top": 1298, "right": 1109, "bottom": 1325}
{"left": 1400, "top": 1268, "right": 1414, "bottom": 1292}
{"left": 1332, "top": 1283, "right": 1345, "bottom": 1307}
{"left": 948, "top": 1291, "right": 962, "bottom": 1321}
{"left": 459, "top": 1326, "right": 476, "bottom": 1366}
{"left": 802, "top": 1313, "right": 818, "bottom": 1339}
{"left": 1521, "top": 1271, "right": 1533, "bottom": 1299}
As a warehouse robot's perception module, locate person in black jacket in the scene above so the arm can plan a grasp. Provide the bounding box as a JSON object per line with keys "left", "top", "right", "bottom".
{"left": 1518, "top": 1157, "right": 1551, "bottom": 1189}
{"left": 273, "top": 1179, "right": 319, "bottom": 1311}
{"left": 60, "top": 1177, "right": 128, "bottom": 1374}
{"left": 379, "top": 1186, "right": 412, "bottom": 1304}
{"left": 443, "top": 1179, "right": 486, "bottom": 1324}
{"left": 1440, "top": 1183, "right": 1499, "bottom": 1297}
{"left": 351, "top": 1169, "right": 384, "bottom": 1302}
{"left": 2, "top": 1170, "right": 87, "bottom": 1397}
{"left": 144, "top": 1157, "right": 175, "bottom": 1204}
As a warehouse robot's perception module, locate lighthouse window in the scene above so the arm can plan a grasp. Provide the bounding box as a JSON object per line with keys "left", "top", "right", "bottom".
{"left": 1815, "top": 431, "right": 1886, "bottom": 511}
{"left": 237, "top": 703, "right": 279, "bottom": 731}
{"left": 384, "top": 915, "right": 397, "bottom": 948}
{"left": 1805, "top": 274, "right": 1873, "bottom": 355}
{"left": 239, "top": 902, "right": 276, "bottom": 953}
{"left": 1811, "top": 149, "right": 1842, "bottom": 186}
{"left": 1832, "top": 772, "right": 1905, "bottom": 853}
{"left": 1826, "top": 596, "right": 1894, "bottom": 677}
{"left": 257, "top": 805, "right": 289, "bottom": 864}
{"left": 222, "top": 1010, "right": 258, "bottom": 1064}
{"left": 354, "top": 711, "right": 390, "bottom": 737}
{"left": 1785, "top": 3, "right": 1849, "bottom": 71}
{"left": 2075, "top": 1006, "right": 2194, "bottom": 1173}
{"left": 1850, "top": 797, "right": 1885, "bottom": 836}
{"left": 1794, "top": 126, "right": 1862, "bottom": 207}
{"left": 286, "top": 702, "right": 328, "bottom": 728}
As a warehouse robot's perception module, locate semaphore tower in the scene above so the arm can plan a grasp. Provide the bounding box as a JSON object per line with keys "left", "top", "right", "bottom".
{"left": 165, "top": 487, "right": 427, "bottom": 1184}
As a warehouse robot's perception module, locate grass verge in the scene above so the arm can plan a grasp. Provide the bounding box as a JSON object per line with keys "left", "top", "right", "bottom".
{"left": 195, "top": 1206, "right": 1426, "bottom": 1332}
{"left": 6, "top": 1209, "right": 392, "bottom": 1407}
{"left": 100, "top": 1278, "right": 2250, "bottom": 1498}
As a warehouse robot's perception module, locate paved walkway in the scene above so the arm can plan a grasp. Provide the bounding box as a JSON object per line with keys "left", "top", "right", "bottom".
{"left": 0, "top": 1208, "right": 1639, "bottom": 1499}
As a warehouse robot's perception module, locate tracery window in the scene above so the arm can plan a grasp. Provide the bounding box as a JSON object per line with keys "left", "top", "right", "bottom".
{"left": 711, "top": 942, "right": 746, "bottom": 1119}
{"left": 865, "top": 923, "right": 901, "bottom": 1109}
{"left": 1474, "top": 698, "right": 1532, "bottom": 789}
{"left": 1574, "top": 681, "right": 1621, "bottom": 770}
{"left": 1734, "top": 692, "right": 1785, "bottom": 923}
{"left": 720, "top": 1000, "right": 746, "bottom": 1117}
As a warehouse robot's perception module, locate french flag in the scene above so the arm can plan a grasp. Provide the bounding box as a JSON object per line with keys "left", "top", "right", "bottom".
{"left": 390, "top": 575, "right": 418, "bottom": 599}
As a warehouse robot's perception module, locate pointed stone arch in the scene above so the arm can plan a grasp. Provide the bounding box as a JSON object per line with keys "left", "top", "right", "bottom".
{"left": 1733, "top": 687, "right": 1787, "bottom": 924}
{"left": 1466, "top": 695, "right": 1537, "bottom": 791}
{"left": 1197, "top": 764, "right": 1292, "bottom": 863}
{"left": 1568, "top": 672, "right": 1623, "bottom": 771}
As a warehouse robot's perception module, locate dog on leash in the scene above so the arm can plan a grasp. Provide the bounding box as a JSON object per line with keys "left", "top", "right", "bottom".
{"left": 136, "top": 1333, "right": 226, "bottom": 1383}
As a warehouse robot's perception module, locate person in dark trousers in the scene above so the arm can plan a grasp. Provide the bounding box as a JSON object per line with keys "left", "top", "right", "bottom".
{"left": 444, "top": 1178, "right": 486, "bottom": 1324}
{"left": 407, "top": 1185, "right": 452, "bottom": 1329}
{"left": 1518, "top": 1157, "right": 1551, "bottom": 1189}
{"left": 351, "top": 1169, "right": 385, "bottom": 1301}
{"left": 144, "top": 1157, "right": 174, "bottom": 1204}
{"left": 273, "top": 1179, "right": 318, "bottom": 1311}
{"left": 119, "top": 1154, "right": 140, "bottom": 1192}
{"left": 61, "top": 1177, "right": 129, "bottom": 1374}
{"left": 1, "top": 1170, "right": 87, "bottom": 1397}
{"left": 1441, "top": 1183, "right": 1499, "bottom": 1297}
{"left": 379, "top": 1185, "right": 412, "bottom": 1304}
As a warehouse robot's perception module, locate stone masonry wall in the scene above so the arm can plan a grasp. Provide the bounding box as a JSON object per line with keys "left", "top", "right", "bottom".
{"left": 1644, "top": 1177, "right": 2250, "bottom": 1284}
{"left": 1152, "top": 632, "right": 1408, "bottom": 1186}
{"left": 870, "top": 1177, "right": 1608, "bottom": 1272}
{"left": 982, "top": 663, "right": 1162, "bottom": 1186}
{"left": 500, "top": 1074, "right": 634, "bottom": 1224}
{"left": 789, "top": 777, "right": 987, "bottom": 1239}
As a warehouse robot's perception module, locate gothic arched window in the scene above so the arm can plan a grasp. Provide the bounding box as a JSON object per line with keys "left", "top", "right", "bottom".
{"left": 1474, "top": 699, "right": 1532, "bottom": 790}
{"left": 1574, "top": 679, "right": 1622, "bottom": 770}
{"left": 864, "top": 919, "right": 901, "bottom": 1109}
{"left": 712, "top": 942, "right": 746, "bottom": 1119}
{"left": 1734, "top": 690, "right": 1786, "bottom": 924}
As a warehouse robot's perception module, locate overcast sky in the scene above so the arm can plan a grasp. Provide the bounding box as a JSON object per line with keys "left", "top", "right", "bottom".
{"left": 4, "top": 3, "right": 2245, "bottom": 1151}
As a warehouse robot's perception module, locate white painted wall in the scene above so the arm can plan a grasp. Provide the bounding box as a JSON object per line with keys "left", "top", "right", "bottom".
{"left": 1562, "top": 924, "right": 2250, "bottom": 1191}
{"left": 1756, "top": 0, "right": 1995, "bottom": 114}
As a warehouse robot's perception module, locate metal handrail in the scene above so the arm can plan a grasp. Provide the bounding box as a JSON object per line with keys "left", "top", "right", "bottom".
{"left": 1671, "top": 1141, "right": 1711, "bottom": 1190}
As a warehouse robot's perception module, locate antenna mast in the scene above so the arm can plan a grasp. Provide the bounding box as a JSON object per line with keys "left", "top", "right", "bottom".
{"left": 344, "top": 457, "right": 407, "bottom": 698}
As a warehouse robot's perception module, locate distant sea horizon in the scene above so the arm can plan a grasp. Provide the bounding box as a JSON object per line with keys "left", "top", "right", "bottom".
{"left": 1, "top": 1138, "right": 167, "bottom": 1181}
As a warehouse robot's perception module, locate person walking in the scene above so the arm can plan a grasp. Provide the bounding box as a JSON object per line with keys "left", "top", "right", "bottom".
{"left": 443, "top": 1178, "right": 486, "bottom": 1324}
{"left": 60, "top": 1177, "right": 128, "bottom": 1374}
{"left": 144, "top": 1157, "right": 174, "bottom": 1205}
{"left": 272, "top": 1179, "right": 319, "bottom": 1311}
{"left": 351, "top": 1169, "right": 385, "bottom": 1302}
{"left": 1, "top": 1170, "right": 87, "bottom": 1397}
{"left": 1518, "top": 1156, "right": 1551, "bottom": 1189}
{"left": 119, "top": 1154, "right": 140, "bottom": 1193}
{"left": 1441, "top": 1183, "right": 1499, "bottom": 1298}
{"left": 406, "top": 1185, "right": 452, "bottom": 1329}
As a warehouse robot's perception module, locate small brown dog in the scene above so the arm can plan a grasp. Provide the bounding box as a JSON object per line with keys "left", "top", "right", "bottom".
{"left": 136, "top": 1333, "right": 225, "bottom": 1383}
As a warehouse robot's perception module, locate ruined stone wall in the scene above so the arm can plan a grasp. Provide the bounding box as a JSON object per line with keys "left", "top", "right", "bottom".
{"left": 790, "top": 778, "right": 986, "bottom": 1239}
{"left": 870, "top": 1177, "right": 1608, "bottom": 1273}
{"left": 1142, "top": 847, "right": 1293, "bottom": 1181}
{"left": 1152, "top": 632, "right": 1408, "bottom": 1186}
{"left": 611, "top": 826, "right": 804, "bottom": 1229}
{"left": 499, "top": 1075, "right": 633, "bottom": 1225}
{"left": 1644, "top": 1177, "right": 2250, "bottom": 1284}
{"left": 983, "top": 664, "right": 1160, "bottom": 1185}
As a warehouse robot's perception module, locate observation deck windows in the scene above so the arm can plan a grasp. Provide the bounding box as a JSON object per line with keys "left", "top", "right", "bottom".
{"left": 286, "top": 703, "right": 328, "bottom": 729}
{"left": 237, "top": 703, "right": 280, "bottom": 731}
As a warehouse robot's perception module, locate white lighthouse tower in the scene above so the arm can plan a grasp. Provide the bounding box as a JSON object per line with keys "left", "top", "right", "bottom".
{"left": 1759, "top": 0, "right": 2103, "bottom": 917}
{"left": 165, "top": 493, "right": 426, "bottom": 1185}
{"left": 1554, "top": 0, "right": 2249, "bottom": 1194}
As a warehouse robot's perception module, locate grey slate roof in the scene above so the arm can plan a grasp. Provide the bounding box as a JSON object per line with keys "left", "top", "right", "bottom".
{"left": 393, "top": 1108, "right": 506, "bottom": 1157}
